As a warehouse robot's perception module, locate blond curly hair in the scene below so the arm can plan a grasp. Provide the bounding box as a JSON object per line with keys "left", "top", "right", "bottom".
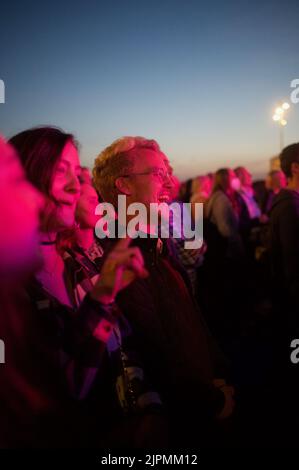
{"left": 93, "top": 136, "right": 160, "bottom": 206}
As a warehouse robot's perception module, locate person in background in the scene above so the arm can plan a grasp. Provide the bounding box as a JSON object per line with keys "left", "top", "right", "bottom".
{"left": 190, "top": 175, "right": 213, "bottom": 229}
{"left": 269, "top": 144, "right": 299, "bottom": 444}
{"left": 168, "top": 174, "right": 180, "bottom": 201}
{"left": 191, "top": 175, "right": 212, "bottom": 205}
{"left": 262, "top": 170, "right": 287, "bottom": 218}
{"left": 93, "top": 136, "right": 234, "bottom": 446}
{"left": 80, "top": 166, "right": 92, "bottom": 185}
{"left": 178, "top": 177, "right": 193, "bottom": 203}
{"left": 234, "top": 167, "right": 261, "bottom": 222}
{"left": 206, "top": 168, "right": 244, "bottom": 260}
{"left": 160, "top": 168, "right": 206, "bottom": 297}
{"left": 202, "top": 168, "right": 250, "bottom": 343}
{"left": 270, "top": 144, "right": 299, "bottom": 332}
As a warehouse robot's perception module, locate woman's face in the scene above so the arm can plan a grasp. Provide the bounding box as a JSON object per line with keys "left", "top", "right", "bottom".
{"left": 0, "top": 137, "right": 44, "bottom": 276}
{"left": 75, "top": 183, "right": 99, "bottom": 229}
{"left": 45, "top": 141, "right": 81, "bottom": 232}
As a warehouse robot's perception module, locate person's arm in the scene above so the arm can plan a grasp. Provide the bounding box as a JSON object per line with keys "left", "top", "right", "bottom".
{"left": 61, "top": 238, "right": 149, "bottom": 399}
{"left": 61, "top": 294, "right": 119, "bottom": 399}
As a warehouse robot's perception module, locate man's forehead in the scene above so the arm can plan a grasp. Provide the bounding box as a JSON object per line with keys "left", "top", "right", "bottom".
{"left": 132, "top": 147, "right": 168, "bottom": 166}
{"left": 160, "top": 151, "right": 170, "bottom": 164}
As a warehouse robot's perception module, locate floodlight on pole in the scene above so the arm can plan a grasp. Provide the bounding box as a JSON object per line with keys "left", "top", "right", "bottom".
{"left": 272, "top": 101, "right": 291, "bottom": 151}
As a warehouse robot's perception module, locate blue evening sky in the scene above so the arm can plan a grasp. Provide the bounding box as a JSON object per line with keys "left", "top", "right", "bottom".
{"left": 0, "top": 0, "right": 298, "bottom": 179}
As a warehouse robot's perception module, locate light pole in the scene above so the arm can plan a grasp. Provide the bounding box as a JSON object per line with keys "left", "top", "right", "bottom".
{"left": 272, "top": 102, "right": 290, "bottom": 151}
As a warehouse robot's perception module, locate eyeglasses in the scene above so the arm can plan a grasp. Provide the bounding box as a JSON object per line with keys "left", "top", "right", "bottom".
{"left": 121, "top": 167, "right": 172, "bottom": 181}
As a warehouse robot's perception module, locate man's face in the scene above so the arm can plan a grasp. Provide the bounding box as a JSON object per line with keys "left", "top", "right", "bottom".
{"left": 122, "top": 148, "right": 174, "bottom": 209}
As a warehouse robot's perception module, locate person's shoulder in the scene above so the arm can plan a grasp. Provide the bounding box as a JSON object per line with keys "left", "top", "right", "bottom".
{"left": 213, "top": 190, "right": 231, "bottom": 208}
{"left": 271, "top": 189, "right": 299, "bottom": 222}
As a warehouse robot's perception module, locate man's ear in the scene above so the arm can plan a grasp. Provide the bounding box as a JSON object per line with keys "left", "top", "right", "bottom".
{"left": 115, "top": 176, "right": 132, "bottom": 196}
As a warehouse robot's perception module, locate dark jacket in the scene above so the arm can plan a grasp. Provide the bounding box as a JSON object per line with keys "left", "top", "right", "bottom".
{"left": 270, "top": 189, "right": 299, "bottom": 324}
{"left": 102, "top": 237, "right": 227, "bottom": 421}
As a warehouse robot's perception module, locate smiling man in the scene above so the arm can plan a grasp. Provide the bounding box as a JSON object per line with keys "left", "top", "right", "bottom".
{"left": 93, "top": 137, "right": 173, "bottom": 237}
{"left": 93, "top": 136, "right": 234, "bottom": 445}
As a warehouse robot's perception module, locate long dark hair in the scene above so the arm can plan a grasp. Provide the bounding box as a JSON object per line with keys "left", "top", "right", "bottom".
{"left": 9, "top": 126, "right": 77, "bottom": 198}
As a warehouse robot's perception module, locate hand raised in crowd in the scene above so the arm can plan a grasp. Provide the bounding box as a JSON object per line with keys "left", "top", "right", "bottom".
{"left": 91, "top": 237, "right": 149, "bottom": 305}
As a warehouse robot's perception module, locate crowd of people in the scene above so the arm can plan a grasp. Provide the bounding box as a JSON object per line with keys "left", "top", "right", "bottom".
{"left": 0, "top": 126, "right": 298, "bottom": 448}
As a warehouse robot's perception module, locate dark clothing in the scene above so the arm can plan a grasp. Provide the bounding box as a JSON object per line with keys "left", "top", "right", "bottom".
{"left": 0, "top": 288, "right": 110, "bottom": 448}
{"left": 269, "top": 190, "right": 299, "bottom": 418}
{"left": 262, "top": 190, "right": 275, "bottom": 216}
{"left": 270, "top": 188, "right": 299, "bottom": 328}
{"left": 206, "top": 190, "right": 245, "bottom": 259}
{"left": 0, "top": 249, "right": 163, "bottom": 448}
{"left": 102, "top": 237, "right": 227, "bottom": 423}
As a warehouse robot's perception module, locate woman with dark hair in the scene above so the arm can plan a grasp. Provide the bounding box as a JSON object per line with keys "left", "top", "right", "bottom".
{"left": 199, "top": 169, "right": 248, "bottom": 345}
{"left": 8, "top": 127, "right": 166, "bottom": 448}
